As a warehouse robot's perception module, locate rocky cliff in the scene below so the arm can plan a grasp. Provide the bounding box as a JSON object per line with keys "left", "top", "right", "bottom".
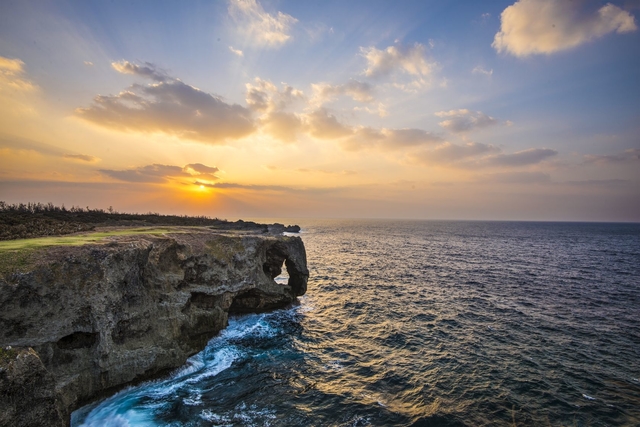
{"left": 0, "top": 227, "right": 308, "bottom": 426}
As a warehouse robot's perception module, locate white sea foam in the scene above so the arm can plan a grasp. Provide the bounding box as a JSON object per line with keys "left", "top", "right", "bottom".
{"left": 200, "top": 409, "right": 232, "bottom": 424}
{"left": 582, "top": 394, "right": 596, "bottom": 401}
{"left": 183, "top": 391, "right": 202, "bottom": 406}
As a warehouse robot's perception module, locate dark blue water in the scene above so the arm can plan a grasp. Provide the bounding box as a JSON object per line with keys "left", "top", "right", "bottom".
{"left": 72, "top": 220, "right": 640, "bottom": 426}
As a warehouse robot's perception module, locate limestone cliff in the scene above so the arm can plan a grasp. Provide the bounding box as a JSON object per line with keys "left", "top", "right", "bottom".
{"left": 0, "top": 228, "right": 308, "bottom": 426}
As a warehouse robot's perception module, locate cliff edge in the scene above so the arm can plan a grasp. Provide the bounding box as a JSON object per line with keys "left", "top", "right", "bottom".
{"left": 0, "top": 227, "right": 308, "bottom": 426}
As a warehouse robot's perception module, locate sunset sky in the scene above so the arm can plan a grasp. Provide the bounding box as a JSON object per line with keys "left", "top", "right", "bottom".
{"left": 1, "top": 0, "right": 639, "bottom": 221}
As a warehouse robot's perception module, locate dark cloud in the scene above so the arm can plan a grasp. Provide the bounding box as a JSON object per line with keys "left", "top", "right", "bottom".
{"left": 410, "top": 142, "right": 500, "bottom": 164}
{"left": 76, "top": 63, "right": 255, "bottom": 144}
{"left": 562, "top": 179, "right": 631, "bottom": 188}
{"left": 410, "top": 144, "right": 557, "bottom": 169}
{"left": 100, "top": 163, "right": 219, "bottom": 183}
{"left": 184, "top": 163, "right": 219, "bottom": 174}
{"left": 583, "top": 148, "right": 640, "bottom": 164}
{"left": 194, "top": 181, "right": 347, "bottom": 196}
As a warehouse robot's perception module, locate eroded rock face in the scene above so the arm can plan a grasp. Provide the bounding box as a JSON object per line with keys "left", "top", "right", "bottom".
{"left": 0, "top": 347, "right": 65, "bottom": 427}
{"left": 0, "top": 229, "right": 308, "bottom": 426}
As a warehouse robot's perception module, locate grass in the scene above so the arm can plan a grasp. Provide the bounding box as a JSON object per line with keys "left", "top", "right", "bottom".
{"left": 0, "top": 228, "right": 181, "bottom": 252}
{"left": 0, "top": 227, "right": 185, "bottom": 277}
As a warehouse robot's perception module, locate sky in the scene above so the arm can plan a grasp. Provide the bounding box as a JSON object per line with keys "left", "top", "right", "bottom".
{"left": 0, "top": 0, "right": 639, "bottom": 221}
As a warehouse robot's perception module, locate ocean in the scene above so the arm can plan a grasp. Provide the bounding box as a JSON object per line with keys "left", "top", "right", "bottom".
{"left": 72, "top": 220, "right": 640, "bottom": 426}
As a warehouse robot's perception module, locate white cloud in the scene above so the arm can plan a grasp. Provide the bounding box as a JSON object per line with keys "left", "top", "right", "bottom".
{"left": 0, "top": 56, "right": 37, "bottom": 92}
{"left": 472, "top": 66, "right": 493, "bottom": 76}
{"left": 310, "top": 80, "right": 375, "bottom": 106}
{"left": 493, "top": 0, "right": 637, "bottom": 57}
{"left": 341, "top": 127, "right": 443, "bottom": 151}
{"left": 228, "top": 0, "right": 298, "bottom": 48}
{"left": 354, "top": 102, "right": 388, "bottom": 118}
{"left": 435, "top": 109, "right": 498, "bottom": 133}
{"left": 84, "top": 61, "right": 94, "bottom": 66}
{"left": 77, "top": 62, "right": 255, "bottom": 144}
{"left": 245, "top": 77, "right": 304, "bottom": 112}
{"left": 260, "top": 111, "right": 304, "bottom": 142}
{"left": 229, "top": 46, "right": 244, "bottom": 56}
{"left": 305, "top": 109, "right": 353, "bottom": 140}
{"left": 111, "top": 60, "right": 168, "bottom": 82}
{"left": 360, "top": 43, "right": 437, "bottom": 89}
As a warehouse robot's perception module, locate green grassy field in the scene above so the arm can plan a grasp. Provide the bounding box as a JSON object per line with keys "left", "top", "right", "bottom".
{"left": 0, "top": 228, "right": 180, "bottom": 251}
{"left": 0, "top": 228, "right": 182, "bottom": 277}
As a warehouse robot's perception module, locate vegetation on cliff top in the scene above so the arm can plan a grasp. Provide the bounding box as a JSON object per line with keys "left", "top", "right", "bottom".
{"left": 0, "top": 201, "right": 229, "bottom": 241}
{"left": 0, "top": 201, "right": 298, "bottom": 241}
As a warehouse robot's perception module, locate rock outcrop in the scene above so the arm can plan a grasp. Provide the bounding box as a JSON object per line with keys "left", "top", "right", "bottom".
{"left": 0, "top": 228, "right": 308, "bottom": 426}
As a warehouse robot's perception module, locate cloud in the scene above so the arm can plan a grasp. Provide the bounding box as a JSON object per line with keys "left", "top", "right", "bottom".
{"left": 562, "top": 178, "right": 631, "bottom": 188}
{"left": 354, "top": 102, "right": 388, "bottom": 118}
{"left": 481, "top": 171, "right": 551, "bottom": 184}
{"left": 410, "top": 144, "right": 557, "bottom": 169}
{"left": 472, "top": 66, "right": 493, "bottom": 76}
{"left": 84, "top": 61, "right": 94, "bottom": 66}
{"left": 260, "top": 111, "right": 304, "bottom": 142}
{"left": 483, "top": 148, "right": 558, "bottom": 167}
{"left": 306, "top": 109, "right": 354, "bottom": 140}
{"left": 0, "top": 56, "right": 37, "bottom": 92}
{"left": 342, "top": 127, "right": 443, "bottom": 151}
{"left": 493, "top": 0, "right": 637, "bottom": 57}
{"left": 228, "top": 0, "right": 298, "bottom": 47}
{"left": 195, "top": 181, "right": 347, "bottom": 196}
{"left": 100, "top": 163, "right": 219, "bottom": 183}
{"left": 435, "top": 109, "right": 499, "bottom": 133}
{"left": 64, "top": 154, "right": 100, "bottom": 163}
{"left": 0, "top": 134, "right": 64, "bottom": 157}
{"left": 76, "top": 62, "right": 255, "bottom": 144}
{"left": 245, "top": 77, "right": 304, "bottom": 112}
{"left": 184, "top": 163, "right": 219, "bottom": 174}
{"left": 360, "top": 42, "right": 437, "bottom": 89}
{"left": 311, "top": 80, "right": 375, "bottom": 106}
{"left": 228, "top": 46, "right": 244, "bottom": 56}
{"left": 411, "top": 142, "right": 500, "bottom": 164}
{"left": 111, "top": 60, "right": 168, "bottom": 82}
{"left": 584, "top": 148, "right": 640, "bottom": 164}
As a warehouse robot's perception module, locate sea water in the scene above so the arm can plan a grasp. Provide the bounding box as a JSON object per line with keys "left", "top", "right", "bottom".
{"left": 72, "top": 220, "right": 640, "bottom": 426}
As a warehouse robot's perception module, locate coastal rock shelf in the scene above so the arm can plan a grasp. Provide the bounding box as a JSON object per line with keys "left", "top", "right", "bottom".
{"left": 0, "top": 228, "right": 308, "bottom": 427}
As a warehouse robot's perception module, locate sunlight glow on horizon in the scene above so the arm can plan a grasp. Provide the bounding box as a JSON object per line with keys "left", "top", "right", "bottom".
{"left": 0, "top": 0, "right": 638, "bottom": 221}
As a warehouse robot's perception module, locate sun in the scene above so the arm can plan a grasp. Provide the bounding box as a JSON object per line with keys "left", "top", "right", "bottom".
{"left": 199, "top": 185, "right": 205, "bottom": 189}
